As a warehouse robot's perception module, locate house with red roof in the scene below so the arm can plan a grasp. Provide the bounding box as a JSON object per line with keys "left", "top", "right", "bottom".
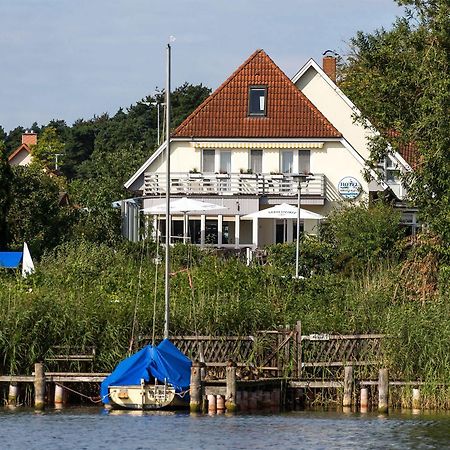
{"left": 7, "top": 131, "right": 37, "bottom": 166}
{"left": 125, "top": 50, "right": 414, "bottom": 247}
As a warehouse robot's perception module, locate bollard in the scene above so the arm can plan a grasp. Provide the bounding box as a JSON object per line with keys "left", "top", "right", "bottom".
{"left": 34, "top": 362, "right": 45, "bottom": 410}
{"left": 189, "top": 361, "right": 203, "bottom": 413}
{"left": 8, "top": 383, "right": 18, "bottom": 407}
{"left": 216, "top": 395, "right": 225, "bottom": 413}
{"left": 225, "top": 361, "right": 237, "bottom": 413}
{"left": 412, "top": 388, "right": 420, "bottom": 410}
{"left": 54, "top": 383, "right": 65, "bottom": 407}
{"left": 378, "top": 369, "right": 389, "bottom": 413}
{"left": 343, "top": 366, "right": 353, "bottom": 408}
{"left": 207, "top": 394, "right": 217, "bottom": 414}
{"left": 360, "top": 388, "right": 369, "bottom": 411}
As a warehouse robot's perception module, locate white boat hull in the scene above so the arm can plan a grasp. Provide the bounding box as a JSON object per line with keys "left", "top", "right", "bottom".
{"left": 109, "top": 382, "right": 187, "bottom": 410}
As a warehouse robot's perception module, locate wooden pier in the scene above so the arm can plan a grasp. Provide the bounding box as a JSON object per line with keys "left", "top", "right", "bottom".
{"left": 1, "top": 325, "right": 446, "bottom": 411}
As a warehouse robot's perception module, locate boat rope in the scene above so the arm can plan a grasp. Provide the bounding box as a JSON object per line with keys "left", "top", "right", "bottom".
{"left": 54, "top": 382, "right": 109, "bottom": 404}
{"left": 175, "top": 388, "right": 190, "bottom": 398}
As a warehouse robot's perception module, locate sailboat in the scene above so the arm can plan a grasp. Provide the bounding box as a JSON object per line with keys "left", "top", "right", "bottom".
{"left": 101, "top": 42, "right": 192, "bottom": 410}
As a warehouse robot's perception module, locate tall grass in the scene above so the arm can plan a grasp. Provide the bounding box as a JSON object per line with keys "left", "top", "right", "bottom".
{"left": 0, "top": 240, "right": 448, "bottom": 407}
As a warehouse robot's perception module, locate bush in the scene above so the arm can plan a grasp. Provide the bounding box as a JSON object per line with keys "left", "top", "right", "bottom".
{"left": 321, "top": 201, "right": 404, "bottom": 271}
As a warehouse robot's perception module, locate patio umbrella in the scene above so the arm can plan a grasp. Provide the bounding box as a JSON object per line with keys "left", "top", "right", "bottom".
{"left": 242, "top": 203, "right": 324, "bottom": 220}
{"left": 142, "top": 197, "right": 227, "bottom": 243}
{"left": 142, "top": 197, "right": 226, "bottom": 215}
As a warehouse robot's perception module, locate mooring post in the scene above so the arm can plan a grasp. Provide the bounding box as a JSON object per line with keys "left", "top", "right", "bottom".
{"left": 378, "top": 368, "right": 389, "bottom": 413}
{"left": 412, "top": 388, "right": 420, "bottom": 410}
{"left": 8, "top": 383, "right": 18, "bottom": 407}
{"left": 54, "top": 383, "right": 65, "bottom": 407}
{"left": 343, "top": 365, "right": 353, "bottom": 408}
{"left": 225, "top": 360, "right": 237, "bottom": 413}
{"left": 34, "top": 362, "right": 45, "bottom": 410}
{"left": 189, "top": 361, "right": 203, "bottom": 413}
{"left": 360, "top": 387, "right": 369, "bottom": 411}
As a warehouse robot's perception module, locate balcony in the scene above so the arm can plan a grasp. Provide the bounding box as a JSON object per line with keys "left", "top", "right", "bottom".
{"left": 144, "top": 172, "right": 325, "bottom": 198}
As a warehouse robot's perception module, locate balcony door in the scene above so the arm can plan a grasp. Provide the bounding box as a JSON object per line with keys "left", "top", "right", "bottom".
{"left": 281, "top": 151, "right": 294, "bottom": 174}
{"left": 219, "top": 151, "right": 231, "bottom": 174}
{"left": 250, "top": 149, "right": 263, "bottom": 174}
{"left": 202, "top": 149, "right": 215, "bottom": 173}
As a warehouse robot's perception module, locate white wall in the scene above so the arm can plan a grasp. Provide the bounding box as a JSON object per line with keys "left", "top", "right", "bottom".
{"left": 295, "top": 67, "right": 374, "bottom": 160}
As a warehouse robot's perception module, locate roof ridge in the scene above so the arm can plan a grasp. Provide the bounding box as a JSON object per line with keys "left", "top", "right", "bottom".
{"left": 173, "top": 49, "right": 341, "bottom": 139}
{"left": 172, "top": 50, "right": 265, "bottom": 136}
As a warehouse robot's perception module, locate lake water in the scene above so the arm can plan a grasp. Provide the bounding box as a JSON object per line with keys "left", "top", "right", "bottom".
{"left": 0, "top": 407, "right": 449, "bottom": 450}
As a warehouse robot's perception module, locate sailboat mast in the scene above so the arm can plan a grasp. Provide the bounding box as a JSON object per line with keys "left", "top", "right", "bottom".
{"left": 164, "top": 42, "right": 171, "bottom": 339}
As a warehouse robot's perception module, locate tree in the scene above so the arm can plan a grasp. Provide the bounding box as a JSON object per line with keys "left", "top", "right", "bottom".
{"left": 340, "top": 0, "right": 450, "bottom": 244}
{"left": 0, "top": 141, "right": 12, "bottom": 248}
{"left": 30, "top": 126, "right": 65, "bottom": 171}
{"left": 7, "top": 166, "right": 74, "bottom": 256}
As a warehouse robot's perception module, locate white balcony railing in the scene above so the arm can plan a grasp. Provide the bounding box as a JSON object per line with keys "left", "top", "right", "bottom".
{"left": 144, "top": 172, "right": 325, "bottom": 197}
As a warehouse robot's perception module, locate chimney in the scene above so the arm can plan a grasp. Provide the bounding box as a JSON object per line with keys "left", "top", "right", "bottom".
{"left": 22, "top": 131, "right": 37, "bottom": 146}
{"left": 322, "top": 53, "right": 337, "bottom": 83}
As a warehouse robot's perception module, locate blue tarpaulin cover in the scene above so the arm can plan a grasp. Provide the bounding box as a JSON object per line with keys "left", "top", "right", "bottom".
{"left": 0, "top": 252, "right": 23, "bottom": 268}
{"left": 101, "top": 339, "right": 192, "bottom": 404}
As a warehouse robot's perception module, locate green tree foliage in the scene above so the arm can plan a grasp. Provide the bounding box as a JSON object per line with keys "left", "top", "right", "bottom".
{"left": 0, "top": 126, "right": 6, "bottom": 143}
{"left": 6, "top": 166, "right": 73, "bottom": 256}
{"left": 30, "top": 126, "right": 65, "bottom": 171}
{"left": 321, "top": 202, "right": 403, "bottom": 271}
{"left": 0, "top": 141, "right": 12, "bottom": 248}
{"left": 171, "top": 82, "right": 211, "bottom": 129}
{"left": 4, "top": 126, "right": 25, "bottom": 155}
{"left": 340, "top": 0, "right": 450, "bottom": 243}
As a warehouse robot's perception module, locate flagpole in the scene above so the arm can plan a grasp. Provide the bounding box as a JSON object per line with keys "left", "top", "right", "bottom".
{"left": 164, "top": 42, "right": 171, "bottom": 339}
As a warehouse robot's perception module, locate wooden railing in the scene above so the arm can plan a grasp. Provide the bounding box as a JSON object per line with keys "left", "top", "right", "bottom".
{"left": 139, "top": 326, "right": 386, "bottom": 380}
{"left": 144, "top": 172, "right": 325, "bottom": 198}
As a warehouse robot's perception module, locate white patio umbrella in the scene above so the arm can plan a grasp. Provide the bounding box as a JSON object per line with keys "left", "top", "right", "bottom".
{"left": 142, "top": 197, "right": 227, "bottom": 243}
{"left": 242, "top": 203, "right": 324, "bottom": 220}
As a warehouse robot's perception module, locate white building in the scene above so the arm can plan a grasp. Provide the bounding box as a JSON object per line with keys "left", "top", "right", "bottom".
{"left": 125, "top": 50, "right": 415, "bottom": 248}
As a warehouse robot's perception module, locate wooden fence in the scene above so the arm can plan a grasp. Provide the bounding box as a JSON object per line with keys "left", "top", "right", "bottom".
{"left": 139, "top": 322, "right": 386, "bottom": 380}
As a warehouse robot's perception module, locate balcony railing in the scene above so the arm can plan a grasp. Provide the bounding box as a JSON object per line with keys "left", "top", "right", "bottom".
{"left": 144, "top": 172, "right": 325, "bottom": 197}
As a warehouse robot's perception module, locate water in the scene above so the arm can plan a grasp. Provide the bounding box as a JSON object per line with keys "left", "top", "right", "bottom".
{"left": 0, "top": 408, "right": 449, "bottom": 450}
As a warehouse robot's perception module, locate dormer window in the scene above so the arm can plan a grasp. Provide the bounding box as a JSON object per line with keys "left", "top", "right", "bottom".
{"left": 248, "top": 86, "right": 267, "bottom": 116}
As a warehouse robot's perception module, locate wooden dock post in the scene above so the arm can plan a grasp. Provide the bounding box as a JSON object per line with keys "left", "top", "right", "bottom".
{"left": 34, "top": 362, "right": 45, "bottom": 410}
{"left": 8, "top": 383, "right": 18, "bottom": 407}
{"left": 412, "top": 388, "right": 420, "bottom": 410}
{"left": 378, "top": 368, "right": 389, "bottom": 413}
{"left": 225, "top": 361, "right": 237, "bottom": 413}
{"left": 189, "top": 361, "right": 203, "bottom": 413}
{"left": 343, "top": 365, "right": 353, "bottom": 408}
{"left": 360, "top": 387, "right": 369, "bottom": 411}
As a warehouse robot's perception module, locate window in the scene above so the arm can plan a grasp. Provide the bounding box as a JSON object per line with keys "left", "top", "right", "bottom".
{"left": 250, "top": 149, "right": 263, "bottom": 174}
{"left": 298, "top": 150, "right": 310, "bottom": 174}
{"left": 281, "top": 151, "right": 293, "bottom": 174}
{"left": 248, "top": 86, "right": 267, "bottom": 116}
{"left": 219, "top": 151, "right": 231, "bottom": 173}
{"left": 202, "top": 149, "right": 215, "bottom": 173}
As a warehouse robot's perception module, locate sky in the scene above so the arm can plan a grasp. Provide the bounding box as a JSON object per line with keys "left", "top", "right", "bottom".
{"left": 0, "top": 0, "right": 404, "bottom": 133}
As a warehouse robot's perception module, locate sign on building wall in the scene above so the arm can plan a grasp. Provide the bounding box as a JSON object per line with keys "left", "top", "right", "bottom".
{"left": 337, "top": 177, "right": 361, "bottom": 200}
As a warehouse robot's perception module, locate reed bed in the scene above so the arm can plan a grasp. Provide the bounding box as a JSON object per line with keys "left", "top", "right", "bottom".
{"left": 0, "top": 240, "right": 448, "bottom": 408}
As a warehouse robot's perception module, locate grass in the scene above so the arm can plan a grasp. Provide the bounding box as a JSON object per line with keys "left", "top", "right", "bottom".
{"left": 0, "top": 240, "right": 448, "bottom": 408}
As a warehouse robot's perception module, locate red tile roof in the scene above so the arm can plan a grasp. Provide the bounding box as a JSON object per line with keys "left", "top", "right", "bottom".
{"left": 173, "top": 50, "right": 341, "bottom": 139}
{"left": 7, "top": 143, "right": 31, "bottom": 162}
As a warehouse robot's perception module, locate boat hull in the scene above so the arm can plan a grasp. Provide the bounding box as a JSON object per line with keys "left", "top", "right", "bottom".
{"left": 109, "top": 383, "right": 188, "bottom": 410}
